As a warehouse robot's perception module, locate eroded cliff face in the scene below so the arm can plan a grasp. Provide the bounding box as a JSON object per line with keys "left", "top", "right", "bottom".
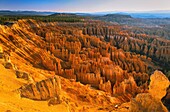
{"left": 0, "top": 19, "right": 169, "bottom": 111}
{"left": 20, "top": 76, "right": 61, "bottom": 100}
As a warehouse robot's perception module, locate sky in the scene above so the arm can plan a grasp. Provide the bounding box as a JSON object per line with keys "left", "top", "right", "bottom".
{"left": 0, "top": 0, "right": 170, "bottom": 12}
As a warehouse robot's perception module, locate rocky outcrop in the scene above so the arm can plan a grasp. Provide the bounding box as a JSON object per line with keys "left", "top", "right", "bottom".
{"left": 149, "top": 71, "right": 170, "bottom": 100}
{"left": 113, "top": 76, "right": 139, "bottom": 102}
{"left": 16, "top": 70, "right": 30, "bottom": 80}
{"left": 77, "top": 73, "right": 102, "bottom": 88}
{"left": 20, "top": 76, "right": 61, "bottom": 100}
{"left": 31, "top": 51, "right": 58, "bottom": 71}
{"left": 62, "top": 69, "right": 76, "bottom": 79}
{"left": 130, "top": 71, "right": 170, "bottom": 112}
{"left": 4, "top": 62, "right": 13, "bottom": 69}
{"left": 99, "top": 80, "right": 112, "bottom": 93}
{"left": 113, "top": 76, "right": 138, "bottom": 95}
{"left": 0, "top": 46, "right": 3, "bottom": 58}
{"left": 130, "top": 93, "right": 168, "bottom": 112}
{"left": 48, "top": 96, "right": 62, "bottom": 106}
{"left": 3, "top": 54, "right": 14, "bottom": 69}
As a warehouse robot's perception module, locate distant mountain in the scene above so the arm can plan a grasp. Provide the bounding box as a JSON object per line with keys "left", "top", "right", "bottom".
{"left": 104, "top": 14, "right": 132, "bottom": 18}
{"left": 50, "top": 13, "right": 77, "bottom": 16}
{"left": 86, "top": 10, "right": 170, "bottom": 18}
{"left": 93, "top": 14, "right": 134, "bottom": 25}
{"left": 0, "top": 10, "right": 55, "bottom": 16}
{"left": 130, "top": 13, "right": 170, "bottom": 18}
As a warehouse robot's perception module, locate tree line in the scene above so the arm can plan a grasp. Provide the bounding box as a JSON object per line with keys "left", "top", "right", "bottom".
{"left": 0, "top": 15, "right": 83, "bottom": 25}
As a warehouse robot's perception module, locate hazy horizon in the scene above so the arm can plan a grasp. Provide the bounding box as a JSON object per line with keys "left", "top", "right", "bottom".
{"left": 1, "top": 9, "right": 170, "bottom": 14}
{"left": 0, "top": 0, "right": 170, "bottom": 13}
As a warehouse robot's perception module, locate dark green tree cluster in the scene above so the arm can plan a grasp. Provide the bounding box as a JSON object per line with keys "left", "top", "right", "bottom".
{"left": 0, "top": 15, "right": 83, "bottom": 25}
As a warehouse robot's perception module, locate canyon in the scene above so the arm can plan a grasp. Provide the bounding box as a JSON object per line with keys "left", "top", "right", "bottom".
{"left": 0, "top": 19, "right": 169, "bottom": 112}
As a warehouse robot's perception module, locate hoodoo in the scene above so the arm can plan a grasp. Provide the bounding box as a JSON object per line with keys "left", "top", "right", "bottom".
{"left": 0, "top": 14, "right": 169, "bottom": 112}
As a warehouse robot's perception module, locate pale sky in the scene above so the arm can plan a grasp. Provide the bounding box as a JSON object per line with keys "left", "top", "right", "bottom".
{"left": 0, "top": 0, "right": 170, "bottom": 12}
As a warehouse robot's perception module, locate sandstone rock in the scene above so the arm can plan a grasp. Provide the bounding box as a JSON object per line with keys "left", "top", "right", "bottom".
{"left": 149, "top": 70, "right": 170, "bottom": 100}
{"left": 77, "top": 73, "right": 102, "bottom": 88}
{"left": 0, "top": 53, "right": 3, "bottom": 59}
{"left": 4, "top": 54, "right": 11, "bottom": 62}
{"left": 130, "top": 71, "right": 169, "bottom": 112}
{"left": 0, "top": 46, "right": 3, "bottom": 58}
{"left": 16, "top": 70, "right": 29, "bottom": 80}
{"left": 113, "top": 76, "right": 138, "bottom": 97}
{"left": 48, "top": 96, "right": 62, "bottom": 106}
{"left": 4, "top": 62, "right": 13, "bottom": 69}
{"left": 0, "top": 46, "right": 3, "bottom": 53}
{"left": 102, "top": 65, "right": 124, "bottom": 84}
{"left": 130, "top": 93, "right": 168, "bottom": 112}
{"left": 63, "top": 69, "right": 76, "bottom": 79}
{"left": 20, "top": 76, "right": 61, "bottom": 100}
{"left": 99, "top": 80, "right": 112, "bottom": 94}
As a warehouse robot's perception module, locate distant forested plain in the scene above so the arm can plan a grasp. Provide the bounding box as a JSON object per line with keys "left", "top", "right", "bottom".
{"left": 93, "top": 14, "right": 170, "bottom": 40}
{"left": 0, "top": 14, "right": 83, "bottom": 25}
